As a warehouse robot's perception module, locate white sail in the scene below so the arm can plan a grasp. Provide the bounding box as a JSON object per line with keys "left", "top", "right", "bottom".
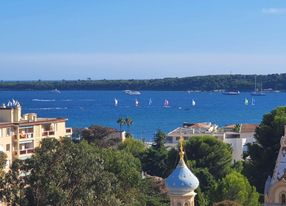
{"left": 251, "top": 98, "right": 255, "bottom": 106}
{"left": 244, "top": 98, "right": 249, "bottom": 105}
{"left": 135, "top": 99, "right": 139, "bottom": 107}
{"left": 163, "top": 99, "right": 169, "bottom": 107}
{"left": 148, "top": 98, "right": 152, "bottom": 106}
{"left": 114, "top": 98, "right": 118, "bottom": 106}
{"left": 192, "top": 99, "right": 196, "bottom": 106}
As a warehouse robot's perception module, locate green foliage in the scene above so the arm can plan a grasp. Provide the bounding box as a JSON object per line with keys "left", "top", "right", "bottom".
{"left": 140, "top": 130, "right": 175, "bottom": 178}
{"left": 234, "top": 124, "right": 241, "bottom": 133}
{"left": 24, "top": 138, "right": 122, "bottom": 205}
{"left": 1, "top": 74, "right": 286, "bottom": 91}
{"left": 0, "top": 151, "right": 7, "bottom": 177}
{"left": 231, "top": 161, "right": 244, "bottom": 173}
{"left": 244, "top": 107, "right": 286, "bottom": 193}
{"left": 152, "top": 129, "right": 166, "bottom": 150}
{"left": 212, "top": 172, "right": 260, "bottom": 206}
{"left": 0, "top": 159, "right": 27, "bottom": 205}
{"left": 213, "top": 200, "right": 241, "bottom": 206}
{"left": 118, "top": 137, "right": 146, "bottom": 157}
{"left": 185, "top": 136, "right": 232, "bottom": 179}
{"left": 0, "top": 138, "right": 147, "bottom": 205}
{"left": 81, "top": 125, "right": 121, "bottom": 147}
{"left": 117, "top": 117, "right": 126, "bottom": 131}
{"left": 140, "top": 177, "right": 169, "bottom": 206}
{"left": 193, "top": 167, "right": 217, "bottom": 202}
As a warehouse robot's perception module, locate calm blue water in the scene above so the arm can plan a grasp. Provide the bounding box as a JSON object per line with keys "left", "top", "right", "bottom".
{"left": 1, "top": 90, "right": 286, "bottom": 141}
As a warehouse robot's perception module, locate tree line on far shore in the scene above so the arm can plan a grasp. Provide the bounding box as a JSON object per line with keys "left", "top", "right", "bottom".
{"left": 1, "top": 73, "right": 286, "bottom": 91}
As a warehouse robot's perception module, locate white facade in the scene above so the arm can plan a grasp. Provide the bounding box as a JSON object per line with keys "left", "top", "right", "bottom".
{"left": 166, "top": 122, "right": 218, "bottom": 144}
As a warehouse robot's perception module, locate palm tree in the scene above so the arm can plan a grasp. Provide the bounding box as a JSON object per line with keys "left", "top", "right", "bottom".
{"left": 125, "top": 117, "right": 133, "bottom": 132}
{"left": 117, "top": 117, "right": 126, "bottom": 131}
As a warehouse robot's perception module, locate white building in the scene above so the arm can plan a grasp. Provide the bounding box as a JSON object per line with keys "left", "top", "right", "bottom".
{"left": 166, "top": 122, "right": 218, "bottom": 144}
{"left": 222, "top": 124, "right": 258, "bottom": 162}
{"left": 166, "top": 122, "right": 257, "bottom": 162}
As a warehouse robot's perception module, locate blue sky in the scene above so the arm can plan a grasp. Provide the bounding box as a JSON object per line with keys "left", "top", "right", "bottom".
{"left": 0, "top": 0, "right": 286, "bottom": 80}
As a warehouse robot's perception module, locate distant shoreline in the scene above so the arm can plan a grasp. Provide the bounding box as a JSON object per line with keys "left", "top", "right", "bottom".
{"left": 1, "top": 73, "right": 286, "bottom": 91}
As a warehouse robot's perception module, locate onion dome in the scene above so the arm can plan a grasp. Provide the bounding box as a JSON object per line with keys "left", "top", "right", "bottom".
{"left": 166, "top": 158, "right": 199, "bottom": 195}
{"left": 165, "top": 136, "right": 199, "bottom": 195}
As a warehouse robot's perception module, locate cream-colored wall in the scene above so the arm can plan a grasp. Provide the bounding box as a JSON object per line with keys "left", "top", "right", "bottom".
{"left": 0, "top": 127, "right": 13, "bottom": 170}
{"left": 266, "top": 181, "right": 286, "bottom": 204}
{"left": 33, "top": 125, "right": 42, "bottom": 147}
{"left": 13, "top": 107, "right": 21, "bottom": 122}
{"left": 55, "top": 122, "right": 67, "bottom": 138}
{"left": 169, "top": 192, "right": 196, "bottom": 206}
{"left": 0, "top": 110, "right": 13, "bottom": 122}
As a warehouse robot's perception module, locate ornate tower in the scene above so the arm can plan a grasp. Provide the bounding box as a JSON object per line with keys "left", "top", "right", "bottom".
{"left": 264, "top": 126, "right": 286, "bottom": 205}
{"left": 165, "top": 136, "right": 199, "bottom": 206}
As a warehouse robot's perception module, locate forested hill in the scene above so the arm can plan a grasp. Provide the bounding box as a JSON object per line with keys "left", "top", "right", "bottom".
{"left": 1, "top": 73, "right": 286, "bottom": 91}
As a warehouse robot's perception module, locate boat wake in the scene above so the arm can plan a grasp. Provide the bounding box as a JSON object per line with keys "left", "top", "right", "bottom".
{"left": 28, "top": 107, "right": 68, "bottom": 110}
{"left": 32, "top": 99, "right": 56, "bottom": 102}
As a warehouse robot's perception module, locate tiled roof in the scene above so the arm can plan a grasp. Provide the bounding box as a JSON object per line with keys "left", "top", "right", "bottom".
{"left": 240, "top": 124, "right": 258, "bottom": 133}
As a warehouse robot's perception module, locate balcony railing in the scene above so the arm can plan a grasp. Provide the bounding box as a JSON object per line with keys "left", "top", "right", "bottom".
{"left": 19, "top": 133, "right": 34, "bottom": 139}
{"left": 14, "top": 149, "right": 34, "bottom": 156}
{"left": 42, "top": 131, "right": 55, "bottom": 137}
{"left": 19, "top": 149, "right": 34, "bottom": 155}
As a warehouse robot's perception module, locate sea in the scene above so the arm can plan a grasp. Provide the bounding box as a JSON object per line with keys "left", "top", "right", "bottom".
{"left": 1, "top": 90, "right": 286, "bottom": 141}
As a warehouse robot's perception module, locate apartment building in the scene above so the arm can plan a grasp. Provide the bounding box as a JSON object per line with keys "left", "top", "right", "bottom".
{"left": 166, "top": 122, "right": 218, "bottom": 144}
{"left": 0, "top": 100, "right": 72, "bottom": 170}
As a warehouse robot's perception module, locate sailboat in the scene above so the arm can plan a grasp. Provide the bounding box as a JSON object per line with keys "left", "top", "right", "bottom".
{"left": 51, "top": 88, "right": 61, "bottom": 94}
{"left": 163, "top": 99, "right": 170, "bottom": 108}
{"left": 244, "top": 98, "right": 249, "bottom": 106}
{"left": 114, "top": 98, "right": 118, "bottom": 106}
{"left": 192, "top": 99, "right": 196, "bottom": 106}
{"left": 135, "top": 99, "right": 139, "bottom": 107}
{"left": 251, "top": 76, "right": 265, "bottom": 96}
{"left": 148, "top": 98, "right": 152, "bottom": 106}
{"left": 251, "top": 98, "right": 255, "bottom": 106}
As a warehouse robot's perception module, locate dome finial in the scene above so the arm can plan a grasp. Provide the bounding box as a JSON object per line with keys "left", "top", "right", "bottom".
{"left": 179, "top": 133, "right": 185, "bottom": 160}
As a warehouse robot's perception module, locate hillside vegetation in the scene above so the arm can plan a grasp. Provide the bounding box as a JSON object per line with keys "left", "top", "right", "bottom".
{"left": 1, "top": 73, "right": 286, "bottom": 91}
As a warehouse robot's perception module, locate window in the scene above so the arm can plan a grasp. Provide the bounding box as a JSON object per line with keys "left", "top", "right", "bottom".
{"left": 184, "top": 203, "right": 190, "bottom": 206}
{"left": 281, "top": 193, "right": 286, "bottom": 205}
{"left": 177, "top": 203, "right": 182, "bottom": 206}
{"left": 6, "top": 144, "right": 10, "bottom": 152}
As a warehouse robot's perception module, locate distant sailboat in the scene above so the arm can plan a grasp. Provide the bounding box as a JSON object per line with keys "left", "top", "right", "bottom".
{"left": 192, "top": 99, "right": 196, "bottom": 106}
{"left": 251, "top": 98, "right": 255, "bottom": 106}
{"left": 251, "top": 75, "right": 265, "bottom": 96}
{"left": 114, "top": 98, "right": 118, "bottom": 106}
{"left": 163, "top": 99, "right": 170, "bottom": 108}
{"left": 148, "top": 98, "right": 152, "bottom": 106}
{"left": 135, "top": 99, "right": 139, "bottom": 107}
{"left": 51, "top": 88, "right": 61, "bottom": 94}
{"left": 244, "top": 98, "right": 249, "bottom": 106}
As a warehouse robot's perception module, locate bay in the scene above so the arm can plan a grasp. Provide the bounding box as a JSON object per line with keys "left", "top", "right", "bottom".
{"left": 1, "top": 90, "right": 285, "bottom": 141}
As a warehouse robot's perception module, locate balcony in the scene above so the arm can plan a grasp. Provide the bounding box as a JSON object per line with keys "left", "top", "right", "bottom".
{"left": 42, "top": 131, "right": 55, "bottom": 137}
{"left": 14, "top": 148, "right": 34, "bottom": 156}
{"left": 19, "top": 148, "right": 34, "bottom": 155}
{"left": 19, "top": 133, "right": 34, "bottom": 139}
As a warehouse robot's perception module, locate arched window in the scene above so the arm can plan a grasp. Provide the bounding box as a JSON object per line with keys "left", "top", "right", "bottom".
{"left": 282, "top": 193, "right": 286, "bottom": 205}
{"left": 184, "top": 202, "right": 190, "bottom": 206}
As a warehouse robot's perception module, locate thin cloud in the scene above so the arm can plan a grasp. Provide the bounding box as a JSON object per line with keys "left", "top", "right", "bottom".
{"left": 262, "top": 8, "right": 286, "bottom": 14}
